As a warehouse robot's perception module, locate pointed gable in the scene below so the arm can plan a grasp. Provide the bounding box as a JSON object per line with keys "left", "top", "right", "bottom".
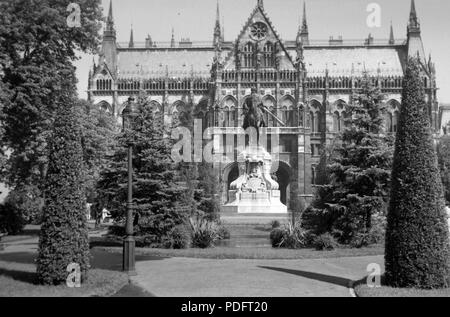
{"left": 222, "top": 4, "right": 295, "bottom": 70}
{"left": 93, "top": 61, "right": 114, "bottom": 81}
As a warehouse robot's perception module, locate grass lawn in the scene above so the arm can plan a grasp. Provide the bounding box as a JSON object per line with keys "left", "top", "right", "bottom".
{"left": 94, "top": 244, "right": 384, "bottom": 260}
{"left": 0, "top": 260, "right": 129, "bottom": 297}
{"left": 92, "top": 223, "right": 384, "bottom": 260}
{"left": 354, "top": 277, "right": 450, "bottom": 297}
{"left": 0, "top": 224, "right": 130, "bottom": 297}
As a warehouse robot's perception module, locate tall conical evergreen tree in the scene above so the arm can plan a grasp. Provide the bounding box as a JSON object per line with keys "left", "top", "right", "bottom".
{"left": 385, "top": 58, "right": 450, "bottom": 289}
{"left": 37, "top": 98, "right": 89, "bottom": 285}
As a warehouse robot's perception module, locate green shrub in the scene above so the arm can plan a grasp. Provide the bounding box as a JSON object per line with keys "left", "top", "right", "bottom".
{"left": 108, "top": 224, "right": 126, "bottom": 237}
{"left": 270, "top": 222, "right": 308, "bottom": 249}
{"left": 303, "top": 230, "right": 318, "bottom": 247}
{"left": 168, "top": 225, "right": 191, "bottom": 249}
{"left": 0, "top": 202, "right": 26, "bottom": 235}
{"left": 270, "top": 228, "right": 284, "bottom": 248}
{"left": 281, "top": 222, "right": 306, "bottom": 249}
{"left": 313, "top": 233, "right": 338, "bottom": 251}
{"left": 271, "top": 220, "right": 281, "bottom": 229}
{"left": 135, "top": 235, "right": 159, "bottom": 248}
{"left": 5, "top": 185, "right": 44, "bottom": 225}
{"left": 385, "top": 58, "right": 450, "bottom": 289}
{"left": 189, "top": 217, "right": 219, "bottom": 249}
{"left": 352, "top": 214, "right": 386, "bottom": 248}
{"left": 217, "top": 225, "right": 231, "bottom": 240}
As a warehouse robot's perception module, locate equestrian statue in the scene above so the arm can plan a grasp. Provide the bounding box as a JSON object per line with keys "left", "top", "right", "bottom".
{"left": 242, "top": 88, "right": 285, "bottom": 144}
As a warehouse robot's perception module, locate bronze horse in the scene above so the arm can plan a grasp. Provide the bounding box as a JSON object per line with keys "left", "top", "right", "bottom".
{"left": 242, "top": 89, "right": 267, "bottom": 144}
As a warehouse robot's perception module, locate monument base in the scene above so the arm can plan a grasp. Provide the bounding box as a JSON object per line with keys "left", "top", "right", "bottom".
{"left": 223, "top": 190, "right": 287, "bottom": 214}
{"left": 222, "top": 145, "right": 288, "bottom": 215}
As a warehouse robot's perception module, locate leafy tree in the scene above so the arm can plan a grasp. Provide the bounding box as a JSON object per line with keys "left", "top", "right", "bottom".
{"left": 4, "top": 184, "right": 43, "bottom": 225}
{"left": 0, "top": 0, "right": 102, "bottom": 195}
{"left": 302, "top": 72, "right": 394, "bottom": 246}
{"left": 77, "top": 100, "right": 119, "bottom": 204}
{"left": 97, "top": 94, "right": 188, "bottom": 247}
{"left": 385, "top": 58, "right": 450, "bottom": 289}
{"left": 36, "top": 93, "right": 89, "bottom": 285}
{"left": 0, "top": 201, "right": 26, "bottom": 235}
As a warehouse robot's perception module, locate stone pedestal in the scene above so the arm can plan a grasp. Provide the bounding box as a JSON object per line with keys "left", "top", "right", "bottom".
{"left": 222, "top": 145, "right": 287, "bottom": 214}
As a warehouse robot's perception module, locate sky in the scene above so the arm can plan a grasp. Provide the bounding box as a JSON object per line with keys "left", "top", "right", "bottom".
{"left": 74, "top": 0, "right": 450, "bottom": 103}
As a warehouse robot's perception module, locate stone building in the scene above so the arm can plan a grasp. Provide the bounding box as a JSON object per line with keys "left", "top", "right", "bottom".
{"left": 88, "top": 0, "right": 440, "bottom": 210}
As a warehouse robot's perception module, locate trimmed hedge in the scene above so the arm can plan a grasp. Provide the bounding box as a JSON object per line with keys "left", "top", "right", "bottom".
{"left": 385, "top": 58, "right": 450, "bottom": 289}
{"left": 36, "top": 103, "right": 90, "bottom": 285}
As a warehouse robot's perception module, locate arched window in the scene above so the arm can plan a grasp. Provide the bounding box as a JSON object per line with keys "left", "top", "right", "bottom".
{"left": 269, "top": 107, "right": 276, "bottom": 127}
{"left": 224, "top": 106, "right": 230, "bottom": 127}
{"left": 312, "top": 166, "right": 316, "bottom": 186}
{"left": 387, "top": 100, "right": 400, "bottom": 133}
{"left": 334, "top": 100, "right": 348, "bottom": 129}
{"left": 299, "top": 105, "right": 304, "bottom": 127}
{"left": 223, "top": 97, "right": 237, "bottom": 128}
{"left": 98, "top": 101, "right": 112, "bottom": 113}
{"left": 309, "top": 100, "right": 322, "bottom": 133}
{"left": 263, "top": 97, "right": 276, "bottom": 127}
{"left": 393, "top": 111, "right": 399, "bottom": 133}
{"left": 243, "top": 42, "right": 255, "bottom": 68}
{"left": 230, "top": 106, "right": 236, "bottom": 127}
{"left": 386, "top": 112, "right": 393, "bottom": 132}
{"left": 310, "top": 111, "right": 315, "bottom": 132}
{"left": 281, "top": 106, "right": 288, "bottom": 125}
{"left": 333, "top": 111, "right": 340, "bottom": 132}
{"left": 281, "top": 97, "right": 295, "bottom": 127}
{"left": 263, "top": 42, "right": 274, "bottom": 68}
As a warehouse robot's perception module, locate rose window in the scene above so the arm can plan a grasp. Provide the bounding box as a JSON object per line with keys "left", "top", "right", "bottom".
{"left": 250, "top": 22, "right": 268, "bottom": 41}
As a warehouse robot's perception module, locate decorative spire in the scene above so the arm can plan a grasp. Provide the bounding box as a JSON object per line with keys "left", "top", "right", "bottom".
{"left": 128, "top": 25, "right": 134, "bottom": 48}
{"left": 107, "top": 0, "right": 114, "bottom": 25}
{"left": 408, "top": 0, "right": 420, "bottom": 33}
{"left": 406, "top": 0, "right": 425, "bottom": 60}
{"left": 213, "top": 0, "right": 222, "bottom": 47}
{"left": 301, "top": 1, "right": 308, "bottom": 34}
{"left": 171, "top": 27, "right": 175, "bottom": 48}
{"left": 389, "top": 21, "right": 395, "bottom": 44}
{"left": 297, "top": 1, "right": 309, "bottom": 45}
{"left": 104, "top": 0, "right": 116, "bottom": 38}
{"left": 216, "top": 0, "right": 220, "bottom": 23}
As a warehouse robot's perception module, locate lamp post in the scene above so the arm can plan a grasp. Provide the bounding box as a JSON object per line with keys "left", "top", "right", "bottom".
{"left": 122, "top": 97, "right": 139, "bottom": 276}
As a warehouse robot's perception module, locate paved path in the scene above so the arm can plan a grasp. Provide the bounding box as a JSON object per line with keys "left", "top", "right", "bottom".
{"left": 131, "top": 255, "right": 384, "bottom": 297}
{"left": 0, "top": 232, "right": 385, "bottom": 297}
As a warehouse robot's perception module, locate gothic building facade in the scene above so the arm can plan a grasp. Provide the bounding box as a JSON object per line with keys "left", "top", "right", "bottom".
{"left": 88, "top": 0, "right": 439, "bottom": 209}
